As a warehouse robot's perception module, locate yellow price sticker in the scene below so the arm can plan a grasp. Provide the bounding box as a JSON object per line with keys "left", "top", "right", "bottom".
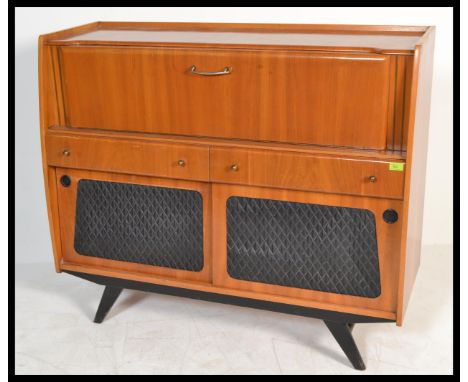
{"left": 389, "top": 162, "right": 404, "bottom": 171}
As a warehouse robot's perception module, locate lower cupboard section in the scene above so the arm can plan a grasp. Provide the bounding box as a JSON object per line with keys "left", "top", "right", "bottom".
{"left": 55, "top": 167, "right": 402, "bottom": 316}
{"left": 212, "top": 184, "right": 403, "bottom": 314}
{"left": 55, "top": 168, "right": 212, "bottom": 283}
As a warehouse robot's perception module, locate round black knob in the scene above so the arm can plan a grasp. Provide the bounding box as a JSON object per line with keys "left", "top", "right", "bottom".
{"left": 60, "top": 175, "right": 71, "bottom": 188}
{"left": 383, "top": 209, "right": 398, "bottom": 224}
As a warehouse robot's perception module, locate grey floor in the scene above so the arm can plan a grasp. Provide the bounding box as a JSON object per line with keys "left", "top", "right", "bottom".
{"left": 15, "top": 245, "right": 453, "bottom": 375}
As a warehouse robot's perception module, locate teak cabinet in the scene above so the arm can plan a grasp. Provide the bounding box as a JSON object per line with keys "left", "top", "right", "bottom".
{"left": 39, "top": 22, "right": 435, "bottom": 370}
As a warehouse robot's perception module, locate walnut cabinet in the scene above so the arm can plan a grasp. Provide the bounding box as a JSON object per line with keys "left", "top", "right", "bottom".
{"left": 39, "top": 22, "right": 435, "bottom": 370}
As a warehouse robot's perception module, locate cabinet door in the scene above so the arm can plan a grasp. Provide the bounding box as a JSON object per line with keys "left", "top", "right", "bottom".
{"left": 212, "top": 184, "right": 402, "bottom": 315}
{"left": 58, "top": 46, "right": 391, "bottom": 149}
{"left": 55, "top": 168, "right": 211, "bottom": 283}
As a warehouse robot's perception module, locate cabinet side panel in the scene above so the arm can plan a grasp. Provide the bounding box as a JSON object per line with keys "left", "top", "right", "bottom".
{"left": 397, "top": 27, "right": 435, "bottom": 325}
{"left": 39, "top": 36, "right": 62, "bottom": 271}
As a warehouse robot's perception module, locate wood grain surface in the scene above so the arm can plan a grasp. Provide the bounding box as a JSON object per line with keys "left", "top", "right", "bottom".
{"left": 211, "top": 184, "right": 402, "bottom": 316}
{"left": 46, "top": 21, "right": 426, "bottom": 54}
{"left": 55, "top": 168, "right": 213, "bottom": 284}
{"left": 57, "top": 47, "right": 392, "bottom": 149}
{"left": 38, "top": 22, "right": 433, "bottom": 325}
{"left": 396, "top": 27, "right": 436, "bottom": 326}
{"left": 46, "top": 134, "right": 210, "bottom": 182}
{"left": 210, "top": 147, "right": 405, "bottom": 199}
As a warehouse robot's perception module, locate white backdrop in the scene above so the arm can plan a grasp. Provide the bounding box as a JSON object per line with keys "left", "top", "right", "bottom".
{"left": 15, "top": 7, "right": 453, "bottom": 264}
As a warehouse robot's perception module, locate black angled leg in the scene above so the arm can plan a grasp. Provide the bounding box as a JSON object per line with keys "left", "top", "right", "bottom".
{"left": 324, "top": 321, "right": 366, "bottom": 370}
{"left": 93, "top": 286, "right": 123, "bottom": 324}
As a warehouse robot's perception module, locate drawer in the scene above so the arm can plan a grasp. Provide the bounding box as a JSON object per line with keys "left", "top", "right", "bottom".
{"left": 45, "top": 134, "right": 210, "bottom": 181}
{"left": 210, "top": 148, "right": 405, "bottom": 199}
{"left": 58, "top": 46, "right": 391, "bottom": 149}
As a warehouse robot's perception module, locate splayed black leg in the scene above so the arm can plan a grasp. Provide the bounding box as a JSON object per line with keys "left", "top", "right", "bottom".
{"left": 93, "top": 286, "right": 123, "bottom": 323}
{"left": 324, "top": 321, "right": 366, "bottom": 370}
{"left": 67, "top": 270, "right": 393, "bottom": 370}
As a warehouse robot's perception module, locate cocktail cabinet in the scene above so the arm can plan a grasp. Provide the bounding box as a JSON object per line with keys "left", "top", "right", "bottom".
{"left": 39, "top": 22, "right": 434, "bottom": 370}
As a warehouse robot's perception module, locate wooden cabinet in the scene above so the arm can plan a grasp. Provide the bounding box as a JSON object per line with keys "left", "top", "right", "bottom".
{"left": 39, "top": 22, "right": 434, "bottom": 370}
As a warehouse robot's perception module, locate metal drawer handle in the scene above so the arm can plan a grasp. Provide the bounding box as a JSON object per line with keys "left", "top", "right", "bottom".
{"left": 230, "top": 164, "right": 239, "bottom": 172}
{"left": 369, "top": 176, "right": 377, "bottom": 183}
{"left": 189, "top": 65, "right": 232, "bottom": 76}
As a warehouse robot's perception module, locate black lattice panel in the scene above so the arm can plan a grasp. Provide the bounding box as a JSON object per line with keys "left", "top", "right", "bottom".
{"left": 73, "top": 180, "right": 204, "bottom": 272}
{"left": 226, "top": 197, "right": 381, "bottom": 298}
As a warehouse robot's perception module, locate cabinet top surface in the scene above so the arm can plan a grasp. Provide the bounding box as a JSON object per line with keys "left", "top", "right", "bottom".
{"left": 45, "top": 22, "right": 427, "bottom": 53}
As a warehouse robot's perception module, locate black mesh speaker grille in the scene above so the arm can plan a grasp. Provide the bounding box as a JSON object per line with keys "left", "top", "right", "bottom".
{"left": 74, "top": 179, "right": 204, "bottom": 272}
{"left": 226, "top": 197, "right": 381, "bottom": 298}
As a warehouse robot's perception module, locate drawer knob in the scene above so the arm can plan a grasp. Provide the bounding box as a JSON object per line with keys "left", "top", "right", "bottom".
{"left": 177, "top": 160, "right": 186, "bottom": 167}
{"left": 369, "top": 175, "right": 377, "bottom": 183}
{"left": 62, "top": 149, "right": 71, "bottom": 157}
{"left": 230, "top": 164, "right": 239, "bottom": 172}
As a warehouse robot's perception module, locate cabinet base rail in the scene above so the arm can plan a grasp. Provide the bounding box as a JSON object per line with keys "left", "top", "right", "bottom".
{"left": 65, "top": 270, "right": 393, "bottom": 370}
